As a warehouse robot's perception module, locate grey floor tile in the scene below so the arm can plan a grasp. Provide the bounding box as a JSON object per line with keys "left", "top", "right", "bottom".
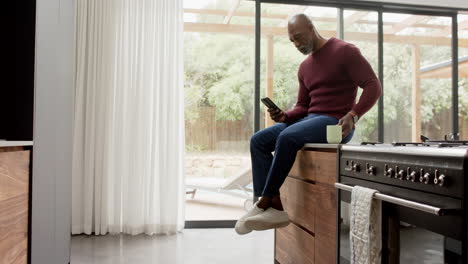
{"left": 71, "top": 228, "right": 274, "bottom": 264}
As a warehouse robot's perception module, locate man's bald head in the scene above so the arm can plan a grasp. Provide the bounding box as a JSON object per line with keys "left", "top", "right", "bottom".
{"left": 288, "top": 13, "right": 312, "bottom": 27}
{"left": 288, "top": 14, "right": 316, "bottom": 55}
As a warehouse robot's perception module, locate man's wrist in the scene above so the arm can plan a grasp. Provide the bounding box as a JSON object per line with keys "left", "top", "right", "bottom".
{"left": 348, "top": 111, "right": 359, "bottom": 123}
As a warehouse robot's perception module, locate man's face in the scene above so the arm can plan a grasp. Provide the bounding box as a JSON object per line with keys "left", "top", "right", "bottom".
{"left": 288, "top": 24, "right": 314, "bottom": 55}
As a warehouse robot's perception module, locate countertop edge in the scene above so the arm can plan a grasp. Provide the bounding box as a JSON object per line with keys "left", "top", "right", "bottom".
{"left": 303, "top": 143, "right": 340, "bottom": 149}
{"left": 0, "top": 141, "right": 34, "bottom": 147}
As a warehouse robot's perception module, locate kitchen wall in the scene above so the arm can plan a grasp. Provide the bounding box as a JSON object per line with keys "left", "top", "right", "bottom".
{"left": 32, "top": 0, "right": 74, "bottom": 263}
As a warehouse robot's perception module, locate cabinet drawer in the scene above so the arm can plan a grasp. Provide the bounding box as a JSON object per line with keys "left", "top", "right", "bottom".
{"left": 0, "top": 151, "right": 30, "bottom": 200}
{"left": 288, "top": 150, "right": 337, "bottom": 185}
{"left": 275, "top": 222, "right": 314, "bottom": 264}
{"left": 0, "top": 150, "right": 30, "bottom": 264}
{"left": 280, "top": 177, "right": 315, "bottom": 233}
{"left": 314, "top": 182, "right": 337, "bottom": 264}
{"left": 0, "top": 194, "right": 28, "bottom": 264}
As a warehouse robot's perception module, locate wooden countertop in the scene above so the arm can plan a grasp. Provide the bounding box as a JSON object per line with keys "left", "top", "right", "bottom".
{"left": 0, "top": 141, "right": 34, "bottom": 147}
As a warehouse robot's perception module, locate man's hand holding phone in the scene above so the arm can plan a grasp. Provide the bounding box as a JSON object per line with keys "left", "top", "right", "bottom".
{"left": 261, "top": 97, "right": 286, "bottom": 123}
{"left": 268, "top": 108, "right": 286, "bottom": 123}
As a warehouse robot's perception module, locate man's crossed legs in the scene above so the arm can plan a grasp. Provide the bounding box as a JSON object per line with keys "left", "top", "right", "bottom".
{"left": 235, "top": 114, "right": 354, "bottom": 234}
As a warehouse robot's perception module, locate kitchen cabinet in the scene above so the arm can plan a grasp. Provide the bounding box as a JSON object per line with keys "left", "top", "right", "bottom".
{"left": 0, "top": 142, "right": 33, "bottom": 264}
{"left": 275, "top": 145, "right": 337, "bottom": 264}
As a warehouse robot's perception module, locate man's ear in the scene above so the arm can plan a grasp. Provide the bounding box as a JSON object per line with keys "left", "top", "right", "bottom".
{"left": 308, "top": 23, "right": 314, "bottom": 32}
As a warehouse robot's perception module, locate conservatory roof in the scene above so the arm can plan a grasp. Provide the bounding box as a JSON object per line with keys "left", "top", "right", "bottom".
{"left": 420, "top": 56, "right": 468, "bottom": 78}
{"left": 183, "top": 2, "right": 468, "bottom": 47}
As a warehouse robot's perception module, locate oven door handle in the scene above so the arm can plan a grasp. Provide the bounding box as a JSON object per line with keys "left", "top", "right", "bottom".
{"left": 334, "top": 183, "right": 459, "bottom": 216}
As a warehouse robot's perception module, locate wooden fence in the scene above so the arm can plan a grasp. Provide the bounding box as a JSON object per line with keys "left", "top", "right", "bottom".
{"left": 185, "top": 107, "right": 252, "bottom": 152}
{"left": 185, "top": 107, "right": 468, "bottom": 149}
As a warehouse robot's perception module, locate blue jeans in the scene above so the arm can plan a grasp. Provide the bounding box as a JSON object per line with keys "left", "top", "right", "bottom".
{"left": 250, "top": 114, "right": 354, "bottom": 197}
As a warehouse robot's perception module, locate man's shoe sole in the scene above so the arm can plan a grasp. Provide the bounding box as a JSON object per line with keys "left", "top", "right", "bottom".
{"left": 244, "top": 219, "right": 290, "bottom": 231}
{"left": 235, "top": 221, "right": 253, "bottom": 235}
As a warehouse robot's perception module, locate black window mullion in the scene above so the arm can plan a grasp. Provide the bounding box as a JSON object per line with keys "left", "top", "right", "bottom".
{"left": 378, "top": 10, "right": 384, "bottom": 143}
{"left": 452, "top": 14, "right": 459, "bottom": 138}
{"left": 254, "top": 0, "right": 261, "bottom": 135}
{"left": 254, "top": 0, "right": 261, "bottom": 202}
{"left": 338, "top": 8, "right": 344, "bottom": 40}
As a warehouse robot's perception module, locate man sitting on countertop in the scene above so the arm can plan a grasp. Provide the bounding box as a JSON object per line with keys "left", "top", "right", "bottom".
{"left": 235, "top": 13, "right": 382, "bottom": 234}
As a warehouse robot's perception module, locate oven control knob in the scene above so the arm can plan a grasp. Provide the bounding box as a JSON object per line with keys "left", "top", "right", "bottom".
{"left": 366, "top": 163, "right": 375, "bottom": 175}
{"left": 436, "top": 175, "right": 445, "bottom": 187}
{"left": 420, "top": 173, "right": 430, "bottom": 184}
{"left": 397, "top": 170, "right": 405, "bottom": 180}
{"left": 384, "top": 164, "right": 395, "bottom": 178}
{"left": 386, "top": 168, "right": 394, "bottom": 178}
{"left": 352, "top": 163, "right": 360, "bottom": 172}
{"left": 345, "top": 161, "right": 354, "bottom": 172}
{"left": 407, "top": 171, "right": 417, "bottom": 182}
{"left": 434, "top": 170, "right": 446, "bottom": 187}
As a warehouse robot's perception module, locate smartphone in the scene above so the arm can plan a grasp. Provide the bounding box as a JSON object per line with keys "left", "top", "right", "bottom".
{"left": 261, "top": 97, "right": 282, "bottom": 111}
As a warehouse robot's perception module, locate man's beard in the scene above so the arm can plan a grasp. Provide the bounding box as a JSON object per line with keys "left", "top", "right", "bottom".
{"left": 298, "top": 41, "right": 314, "bottom": 55}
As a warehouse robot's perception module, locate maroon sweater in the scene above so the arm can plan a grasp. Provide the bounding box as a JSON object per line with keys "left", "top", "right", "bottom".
{"left": 284, "top": 37, "right": 382, "bottom": 122}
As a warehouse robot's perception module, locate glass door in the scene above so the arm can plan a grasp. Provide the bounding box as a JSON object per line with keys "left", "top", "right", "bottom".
{"left": 458, "top": 14, "right": 468, "bottom": 140}
{"left": 183, "top": 0, "right": 255, "bottom": 222}
{"left": 343, "top": 9, "right": 379, "bottom": 143}
{"left": 383, "top": 12, "right": 453, "bottom": 142}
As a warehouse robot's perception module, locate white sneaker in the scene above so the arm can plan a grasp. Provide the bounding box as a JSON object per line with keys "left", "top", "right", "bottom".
{"left": 235, "top": 202, "right": 264, "bottom": 235}
{"left": 244, "top": 207, "right": 290, "bottom": 231}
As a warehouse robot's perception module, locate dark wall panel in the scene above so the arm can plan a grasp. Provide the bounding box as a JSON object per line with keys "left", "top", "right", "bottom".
{"left": 2, "top": 1, "right": 36, "bottom": 140}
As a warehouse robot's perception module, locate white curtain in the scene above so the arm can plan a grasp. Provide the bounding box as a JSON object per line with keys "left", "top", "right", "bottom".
{"left": 72, "top": 0, "right": 185, "bottom": 235}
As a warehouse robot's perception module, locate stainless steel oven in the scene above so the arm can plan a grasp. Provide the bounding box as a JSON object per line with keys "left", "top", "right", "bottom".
{"left": 336, "top": 143, "right": 467, "bottom": 264}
